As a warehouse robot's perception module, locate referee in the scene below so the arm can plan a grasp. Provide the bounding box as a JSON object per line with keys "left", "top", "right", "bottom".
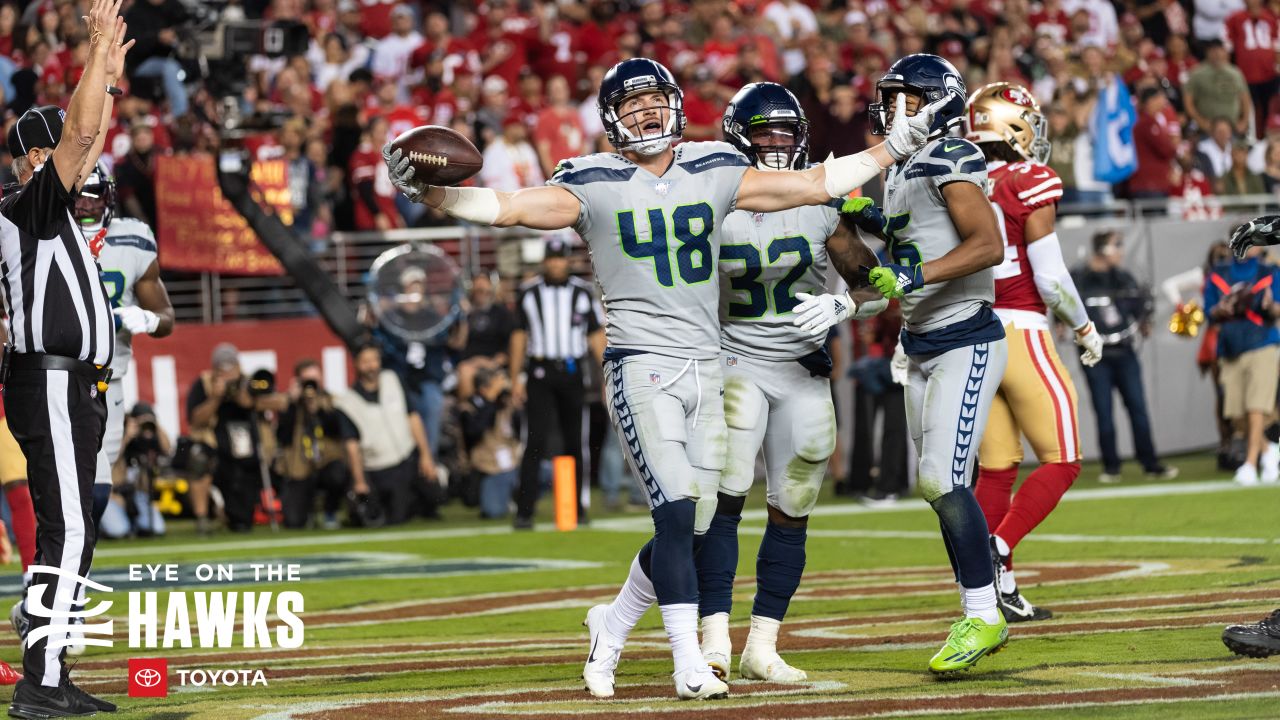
{"left": 0, "top": 0, "right": 130, "bottom": 714}
{"left": 509, "top": 237, "right": 604, "bottom": 529}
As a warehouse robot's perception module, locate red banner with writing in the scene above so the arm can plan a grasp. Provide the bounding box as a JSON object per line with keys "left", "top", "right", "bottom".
{"left": 154, "top": 155, "right": 289, "bottom": 276}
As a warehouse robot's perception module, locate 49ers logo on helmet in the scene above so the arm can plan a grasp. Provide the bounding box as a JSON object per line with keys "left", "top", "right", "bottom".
{"left": 1000, "top": 86, "right": 1034, "bottom": 107}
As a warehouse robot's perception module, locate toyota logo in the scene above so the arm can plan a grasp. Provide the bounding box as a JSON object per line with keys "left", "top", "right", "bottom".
{"left": 133, "top": 668, "right": 162, "bottom": 688}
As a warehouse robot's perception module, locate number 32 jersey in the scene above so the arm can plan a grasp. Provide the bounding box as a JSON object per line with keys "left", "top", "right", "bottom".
{"left": 718, "top": 203, "right": 838, "bottom": 361}
{"left": 547, "top": 141, "right": 749, "bottom": 360}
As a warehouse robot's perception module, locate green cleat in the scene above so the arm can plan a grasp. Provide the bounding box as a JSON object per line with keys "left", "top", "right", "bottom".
{"left": 927, "top": 616, "right": 1008, "bottom": 675}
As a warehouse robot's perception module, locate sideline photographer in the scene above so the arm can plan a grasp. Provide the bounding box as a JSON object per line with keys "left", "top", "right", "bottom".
{"left": 1204, "top": 244, "right": 1280, "bottom": 485}
{"left": 186, "top": 343, "right": 286, "bottom": 532}
{"left": 276, "top": 359, "right": 348, "bottom": 529}
{"left": 101, "top": 403, "right": 171, "bottom": 538}
{"left": 459, "top": 364, "right": 522, "bottom": 519}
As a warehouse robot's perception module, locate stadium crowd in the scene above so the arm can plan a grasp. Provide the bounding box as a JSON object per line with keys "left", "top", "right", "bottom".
{"left": 0, "top": 0, "right": 1278, "bottom": 231}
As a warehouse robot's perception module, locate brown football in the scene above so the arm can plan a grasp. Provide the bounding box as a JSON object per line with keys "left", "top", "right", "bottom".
{"left": 389, "top": 125, "right": 483, "bottom": 187}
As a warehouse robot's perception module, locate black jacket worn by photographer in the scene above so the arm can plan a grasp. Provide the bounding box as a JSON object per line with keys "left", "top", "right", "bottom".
{"left": 186, "top": 375, "right": 262, "bottom": 531}
{"left": 1072, "top": 266, "right": 1153, "bottom": 349}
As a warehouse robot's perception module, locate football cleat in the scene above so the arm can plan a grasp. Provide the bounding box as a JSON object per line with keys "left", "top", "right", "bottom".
{"left": 1222, "top": 609, "right": 1280, "bottom": 658}
{"left": 673, "top": 666, "right": 729, "bottom": 700}
{"left": 739, "top": 644, "right": 808, "bottom": 682}
{"left": 699, "top": 613, "right": 731, "bottom": 681}
{"left": 928, "top": 616, "right": 1008, "bottom": 674}
{"left": 582, "top": 604, "right": 624, "bottom": 698}
{"left": 0, "top": 661, "right": 20, "bottom": 685}
{"left": 990, "top": 537, "right": 1053, "bottom": 623}
{"left": 999, "top": 590, "right": 1054, "bottom": 623}
{"left": 9, "top": 600, "right": 28, "bottom": 644}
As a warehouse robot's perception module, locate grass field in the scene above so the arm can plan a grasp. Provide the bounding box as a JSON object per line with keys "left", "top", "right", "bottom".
{"left": 15, "top": 451, "right": 1280, "bottom": 719}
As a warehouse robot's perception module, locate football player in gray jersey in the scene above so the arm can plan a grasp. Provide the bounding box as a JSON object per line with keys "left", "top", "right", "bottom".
{"left": 570, "top": 83, "right": 891, "bottom": 686}
{"left": 805, "top": 54, "right": 1012, "bottom": 675}
{"left": 78, "top": 164, "right": 173, "bottom": 512}
{"left": 386, "top": 58, "right": 944, "bottom": 700}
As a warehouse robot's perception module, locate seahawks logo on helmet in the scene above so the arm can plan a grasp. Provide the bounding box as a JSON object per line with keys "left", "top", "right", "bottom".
{"left": 869, "top": 54, "right": 968, "bottom": 140}
{"left": 722, "top": 82, "right": 810, "bottom": 171}
{"left": 596, "top": 59, "right": 687, "bottom": 157}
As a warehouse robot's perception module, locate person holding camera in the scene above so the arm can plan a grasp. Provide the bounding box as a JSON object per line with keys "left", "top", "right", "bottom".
{"left": 334, "top": 342, "right": 441, "bottom": 525}
{"left": 276, "top": 359, "right": 348, "bottom": 529}
{"left": 100, "top": 402, "right": 171, "bottom": 539}
{"left": 186, "top": 343, "right": 286, "bottom": 532}
{"left": 1204, "top": 243, "right": 1280, "bottom": 486}
{"left": 460, "top": 365, "right": 522, "bottom": 519}
{"left": 1071, "top": 232, "right": 1178, "bottom": 484}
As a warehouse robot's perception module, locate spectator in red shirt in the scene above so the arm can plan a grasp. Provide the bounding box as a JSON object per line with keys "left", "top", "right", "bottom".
{"left": 0, "top": 3, "right": 16, "bottom": 58}
{"left": 410, "top": 11, "right": 480, "bottom": 87}
{"left": 680, "top": 67, "right": 725, "bottom": 140}
{"left": 477, "top": 0, "right": 534, "bottom": 90}
{"left": 1225, "top": 0, "right": 1280, "bottom": 132}
{"left": 701, "top": 14, "right": 741, "bottom": 80}
{"left": 532, "top": 75, "right": 586, "bottom": 178}
{"left": 358, "top": 0, "right": 400, "bottom": 40}
{"left": 349, "top": 115, "right": 402, "bottom": 231}
{"left": 1031, "top": 0, "right": 1072, "bottom": 44}
{"left": 1132, "top": 87, "right": 1180, "bottom": 198}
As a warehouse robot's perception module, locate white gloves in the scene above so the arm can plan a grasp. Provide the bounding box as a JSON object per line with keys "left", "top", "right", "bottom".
{"left": 1074, "top": 322, "right": 1103, "bottom": 367}
{"left": 890, "top": 342, "right": 908, "bottom": 385}
{"left": 792, "top": 291, "right": 856, "bottom": 337}
{"left": 114, "top": 306, "right": 160, "bottom": 336}
{"left": 382, "top": 143, "right": 427, "bottom": 203}
{"left": 885, "top": 92, "right": 952, "bottom": 162}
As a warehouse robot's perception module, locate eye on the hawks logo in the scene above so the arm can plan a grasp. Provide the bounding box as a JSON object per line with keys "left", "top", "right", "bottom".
{"left": 1000, "top": 86, "right": 1034, "bottom": 107}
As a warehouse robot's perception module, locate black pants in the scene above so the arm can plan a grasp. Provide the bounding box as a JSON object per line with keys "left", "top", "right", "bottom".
{"left": 846, "top": 384, "right": 908, "bottom": 496}
{"left": 214, "top": 458, "right": 261, "bottom": 532}
{"left": 368, "top": 451, "right": 420, "bottom": 525}
{"left": 4, "top": 368, "right": 105, "bottom": 687}
{"left": 281, "top": 460, "right": 348, "bottom": 529}
{"left": 517, "top": 361, "right": 585, "bottom": 521}
{"left": 1082, "top": 345, "right": 1159, "bottom": 474}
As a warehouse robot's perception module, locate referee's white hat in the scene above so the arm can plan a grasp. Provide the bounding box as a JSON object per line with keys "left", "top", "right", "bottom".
{"left": 6, "top": 105, "right": 65, "bottom": 157}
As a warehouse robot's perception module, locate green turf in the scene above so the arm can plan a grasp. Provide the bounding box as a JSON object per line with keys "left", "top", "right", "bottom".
{"left": 2, "top": 451, "right": 1275, "bottom": 719}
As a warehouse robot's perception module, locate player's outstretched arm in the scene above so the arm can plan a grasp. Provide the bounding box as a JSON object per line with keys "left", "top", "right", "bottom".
{"left": 385, "top": 144, "right": 581, "bottom": 230}
{"left": 736, "top": 93, "right": 950, "bottom": 213}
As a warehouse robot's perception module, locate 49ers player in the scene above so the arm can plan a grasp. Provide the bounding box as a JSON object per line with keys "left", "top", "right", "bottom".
{"left": 964, "top": 84, "right": 1103, "bottom": 622}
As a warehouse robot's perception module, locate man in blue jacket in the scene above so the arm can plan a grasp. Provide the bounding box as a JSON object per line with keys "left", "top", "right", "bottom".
{"left": 1203, "top": 245, "right": 1280, "bottom": 486}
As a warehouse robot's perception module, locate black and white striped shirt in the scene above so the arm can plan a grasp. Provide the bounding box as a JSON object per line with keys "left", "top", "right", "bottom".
{"left": 515, "top": 276, "right": 603, "bottom": 361}
{"left": 0, "top": 160, "right": 114, "bottom": 365}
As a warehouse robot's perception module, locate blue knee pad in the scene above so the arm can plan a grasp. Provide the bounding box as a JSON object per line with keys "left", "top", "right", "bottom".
{"left": 650, "top": 499, "right": 698, "bottom": 606}
{"left": 92, "top": 484, "right": 112, "bottom": 532}
{"left": 752, "top": 520, "right": 807, "bottom": 621}
{"left": 695, "top": 493, "right": 744, "bottom": 618}
{"left": 930, "top": 487, "right": 994, "bottom": 589}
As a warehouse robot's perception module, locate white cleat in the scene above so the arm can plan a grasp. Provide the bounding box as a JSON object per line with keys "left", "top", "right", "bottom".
{"left": 673, "top": 666, "right": 729, "bottom": 700}
{"left": 703, "top": 651, "right": 730, "bottom": 681}
{"left": 739, "top": 644, "right": 808, "bottom": 682}
{"left": 582, "top": 604, "right": 623, "bottom": 698}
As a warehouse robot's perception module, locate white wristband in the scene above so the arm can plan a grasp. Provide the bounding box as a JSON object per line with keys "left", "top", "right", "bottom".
{"left": 438, "top": 186, "right": 501, "bottom": 225}
{"left": 823, "top": 151, "right": 888, "bottom": 199}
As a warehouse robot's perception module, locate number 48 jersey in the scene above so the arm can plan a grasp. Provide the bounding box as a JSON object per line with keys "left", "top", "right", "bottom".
{"left": 986, "top": 161, "right": 1064, "bottom": 319}
{"left": 96, "top": 217, "right": 158, "bottom": 377}
{"left": 547, "top": 141, "right": 750, "bottom": 360}
{"left": 718, "top": 203, "right": 839, "bottom": 361}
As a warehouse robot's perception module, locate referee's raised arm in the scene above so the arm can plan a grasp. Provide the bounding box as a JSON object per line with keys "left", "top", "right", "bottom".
{"left": 51, "top": 0, "right": 134, "bottom": 193}
{"left": 0, "top": 0, "right": 135, "bottom": 715}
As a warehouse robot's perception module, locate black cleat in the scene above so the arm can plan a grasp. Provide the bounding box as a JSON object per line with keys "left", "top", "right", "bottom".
{"left": 8, "top": 678, "right": 98, "bottom": 718}
{"left": 990, "top": 536, "right": 1054, "bottom": 623}
{"left": 1223, "top": 609, "right": 1280, "bottom": 658}
{"left": 59, "top": 677, "right": 114, "bottom": 714}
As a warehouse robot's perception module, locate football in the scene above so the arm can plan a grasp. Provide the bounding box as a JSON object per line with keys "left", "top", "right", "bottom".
{"left": 389, "top": 125, "right": 483, "bottom": 187}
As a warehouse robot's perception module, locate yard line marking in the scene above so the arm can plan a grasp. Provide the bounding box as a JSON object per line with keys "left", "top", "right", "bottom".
{"left": 799, "top": 529, "right": 1275, "bottom": 545}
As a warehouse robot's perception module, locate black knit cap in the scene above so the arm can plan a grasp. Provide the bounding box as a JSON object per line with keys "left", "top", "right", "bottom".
{"left": 6, "top": 105, "right": 64, "bottom": 158}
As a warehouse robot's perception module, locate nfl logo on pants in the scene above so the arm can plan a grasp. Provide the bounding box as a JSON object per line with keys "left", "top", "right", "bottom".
{"left": 129, "top": 658, "right": 168, "bottom": 698}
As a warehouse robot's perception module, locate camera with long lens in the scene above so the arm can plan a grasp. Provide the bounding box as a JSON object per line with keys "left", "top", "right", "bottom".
{"left": 123, "top": 418, "right": 162, "bottom": 469}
